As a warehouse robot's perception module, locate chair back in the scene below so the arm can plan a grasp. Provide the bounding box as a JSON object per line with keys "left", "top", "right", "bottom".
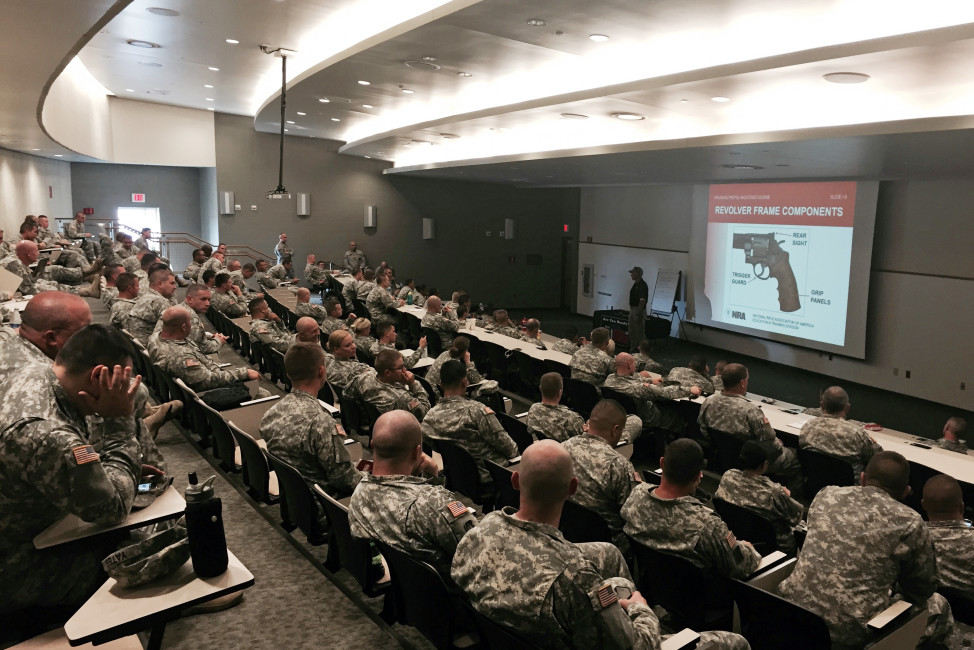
{"left": 195, "top": 397, "right": 240, "bottom": 473}
{"left": 311, "top": 484, "right": 388, "bottom": 597}
{"left": 414, "top": 375, "right": 439, "bottom": 407}
{"left": 266, "top": 347, "right": 291, "bottom": 391}
{"left": 797, "top": 447, "right": 855, "bottom": 498}
{"left": 485, "top": 460, "right": 519, "bottom": 510}
{"left": 560, "top": 499, "right": 612, "bottom": 544}
{"left": 563, "top": 378, "right": 600, "bottom": 418}
{"left": 496, "top": 412, "right": 533, "bottom": 454}
{"left": 227, "top": 421, "right": 278, "bottom": 505}
{"left": 468, "top": 603, "right": 545, "bottom": 650}
{"left": 264, "top": 450, "right": 328, "bottom": 545}
{"left": 250, "top": 338, "right": 268, "bottom": 374}
{"left": 431, "top": 438, "right": 485, "bottom": 505}
{"left": 599, "top": 386, "right": 640, "bottom": 416}
{"left": 939, "top": 587, "right": 974, "bottom": 626}
{"left": 372, "top": 540, "right": 457, "bottom": 650}
{"left": 731, "top": 576, "right": 832, "bottom": 650}
{"left": 627, "top": 536, "right": 734, "bottom": 631}
{"left": 712, "top": 497, "right": 779, "bottom": 555}
{"left": 709, "top": 428, "right": 745, "bottom": 474}
{"left": 903, "top": 460, "right": 939, "bottom": 517}
{"left": 513, "top": 351, "right": 545, "bottom": 402}
{"left": 420, "top": 327, "right": 443, "bottom": 357}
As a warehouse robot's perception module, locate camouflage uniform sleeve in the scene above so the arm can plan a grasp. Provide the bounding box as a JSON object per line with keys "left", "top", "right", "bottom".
{"left": 609, "top": 458, "right": 639, "bottom": 511}
{"left": 551, "top": 571, "right": 661, "bottom": 650}
{"left": 646, "top": 383, "right": 689, "bottom": 401}
{"left": 697, "top": 515, "right": 762, "bottom": 579}
{"left": 478, "top": 407, "right": 518, "bottom": 459}
{"left": 859, "top": 431, "right": 883, "bottom": 469}
{"left": 466, "top": 361, "right": 485, "bottom": 384}
{"left": 424, "top": 488, "right": 477, "bottom": 554}
{"left": 400, "top": 381, "right": 431, "bottom": 419}
{"left": 895, "top": 518, "right": 938, "bottom": 605}
{"left": 309, "top": 413, "right": 365, "bottom": 494}
{"left": 771, "top": 485, "right": 805, "bottom": 527}
{"left": 180, "top": 355, "right": 245, "bottom": 391}
{"left": 22, "top": 416, "right": 140, "bottom": 526}
{"left": 747, "top": 407, "right": 778, "bottom": 444}
{"left": 198, "top": 335, "right": 222, "bottom": 355}
{"left": 567, "top": 411, "right": 586, "bottom": 438}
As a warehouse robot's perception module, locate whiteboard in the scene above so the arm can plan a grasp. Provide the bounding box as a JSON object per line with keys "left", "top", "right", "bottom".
{"left": 651, "top": 269, "right": 681, "bottom": 314}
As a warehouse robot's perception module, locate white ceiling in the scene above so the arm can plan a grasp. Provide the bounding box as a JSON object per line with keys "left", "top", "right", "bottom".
{"left": 4, "top": 0, "right": 974, "bottom": 185}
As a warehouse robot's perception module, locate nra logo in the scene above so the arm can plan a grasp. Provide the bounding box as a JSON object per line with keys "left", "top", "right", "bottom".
{"left": 731, "top": 311, "right": 746, "bottom": 320}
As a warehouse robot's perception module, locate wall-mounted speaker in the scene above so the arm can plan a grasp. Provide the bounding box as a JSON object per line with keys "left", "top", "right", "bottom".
{"left": 365, "top": 205, "right": 377, "bottom": 228}
{"left": 219, "top": 191, "right": 234, "bottom": 215}
{"left": 422, "top": 218, "right": 435, "bottom": 240}
{"left": 504, "top": 218, "right": 515, "bottom": 240}
{"left": 297, "top": 193, "right": 310, "bottom": 216}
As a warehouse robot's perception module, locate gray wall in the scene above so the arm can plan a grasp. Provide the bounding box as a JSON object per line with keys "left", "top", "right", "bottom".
{"left": 213, "top": 113, "right": 579, "bottom": 308}
{"left": 578, "top": 181, "right": 974, "bottom": 410}
{"left": 70, "top": 162, "right": 203, "bottom": 237}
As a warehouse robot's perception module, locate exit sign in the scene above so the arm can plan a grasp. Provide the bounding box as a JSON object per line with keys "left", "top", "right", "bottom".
{"left": 132, "top": 193, "right": 145, "bottom": 203}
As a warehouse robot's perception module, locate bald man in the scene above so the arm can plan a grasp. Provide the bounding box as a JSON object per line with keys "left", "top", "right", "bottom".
{"left": 922, "top": 474, "right": 974, "bottom": 597}
{"left": 420, "top": 295, "right": 459, "bottom": 349}
{"left": 350, "top": 410, "right": 473, "bottom": 580}
{"left": 294, "top": 316, "right": 321, "bottom": 344}
{"left": 295, "top": 287, "right": 328, "bottom": 324}
{"left": 0, "top": 292, "right": 91, "bottom": 374}
{"left": 604, "top": 352, "right": 695, "bottom": 435}
{"left": 151, "top": 307, "right": 259, "bottom": 392}
{"left": 2, "top": 241, "right": 99, "bottom": 297}
{"left": 344, "top": 240, "right": 367, "bottom": 273}
{"left": 452, "top": 441, "right": 749, "bottom": 649}
{"left": 799, "top": 385, "right": 882, "bottom": 476}
{"left": 938, "top": 417, "right": 968, "bottom": 454}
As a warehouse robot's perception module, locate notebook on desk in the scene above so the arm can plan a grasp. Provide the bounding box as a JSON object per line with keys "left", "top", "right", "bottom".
{"left": 0, "top": 266, "right": 23, "bottom": 295}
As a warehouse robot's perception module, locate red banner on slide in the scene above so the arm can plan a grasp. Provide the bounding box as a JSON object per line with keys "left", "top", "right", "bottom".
{"left": 709, "top": 182, "right": 856, "bottom": 227}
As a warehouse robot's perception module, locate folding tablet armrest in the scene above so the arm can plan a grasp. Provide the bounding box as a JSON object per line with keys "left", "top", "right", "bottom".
{"left": 661, "top": 629, "right": 703, "bottom": 650}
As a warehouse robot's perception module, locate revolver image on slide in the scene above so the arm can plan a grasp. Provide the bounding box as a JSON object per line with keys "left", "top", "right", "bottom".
{"left": 732, "top": 233, "right": 801, "bottom": 312}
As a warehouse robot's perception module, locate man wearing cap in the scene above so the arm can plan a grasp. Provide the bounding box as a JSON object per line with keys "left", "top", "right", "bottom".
{"left": 627, "top": 266, "right": 648, "bottom": 347}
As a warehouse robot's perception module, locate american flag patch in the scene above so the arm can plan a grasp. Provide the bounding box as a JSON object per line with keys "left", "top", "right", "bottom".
{"left": 446, "top": 501, "right": 467, "bottom": 518}
{"left": 597, "top": 584, "right": 618, "bottom": 608}
{"left": 72, "top": 445, "right": 100, "bottom": 465}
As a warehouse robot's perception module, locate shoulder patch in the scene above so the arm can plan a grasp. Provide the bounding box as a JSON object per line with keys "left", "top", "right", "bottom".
{"left": 72, "top": 444, "right": 100, "bottom": 465}
{"left": 408, "top": 399, "right": 420, "bottom": 410}
{"left": 335, "top": 423, "right": 347, "bottom": 437}
{"left": 185, "top": 359, "right": 200, "bottom": 367}
{"left": 725, "top": 531, "right": 738, "bottom": 548}
{"left": 446, "top": 500, "right": 468, "bottom": 518}
{"left": 483, "top": 406, "right": 494, "bottom": 415}
{"left": 597, "top": 584, "right": 618, "bottom": 609}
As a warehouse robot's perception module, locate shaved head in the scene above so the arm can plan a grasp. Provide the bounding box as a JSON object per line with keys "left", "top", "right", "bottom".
{"left": 371, "top": 410, "right": 423, "bottom": 462}
{"left": 15, "top": 239, "right": 38, "bottom": 262}
{"left": 863, "top": 451, "right": 911, "bottom": 499}
{"left": 922, "top": 474, "right": 964, "bottom": 520}
{"left": 821, "top": 386, "right": 850, "bottom": 414}
{"left": 516, "top": 440, "right": 575, "bottom": 506}
{"left": 588, "top": 399, "right": 627, "bottom": 443}
{"left": 426, "top": 295, "right": 442, "bottom": 312}
{"left": 160, "top": 307, "right": 191, "bottom": 335}
{"left": 295, "top": 316, "right": 320, "bottom": 343}
{"left": 296, "top": 288, "right": 311, "bottom": 302}
{"left": 615, "top": 352, "right": 635, "bottom": 375}
{"left": 19, "top": 292, "right": 92, "bottom": 359}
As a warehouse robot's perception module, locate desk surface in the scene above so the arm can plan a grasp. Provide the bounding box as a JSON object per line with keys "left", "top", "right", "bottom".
{"left": 34, "top": 486, "right": 185, "bottom": 550}
{"left": 64, "top": 550, "right": 254, "bottom": 647}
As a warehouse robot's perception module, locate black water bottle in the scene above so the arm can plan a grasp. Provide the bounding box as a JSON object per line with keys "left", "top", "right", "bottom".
{"left": 184, "top": 472, "right": 228, "bottom": 577}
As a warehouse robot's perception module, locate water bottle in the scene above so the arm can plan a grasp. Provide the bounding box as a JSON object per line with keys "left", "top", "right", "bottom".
{"left": 10, "top": 309, "right": 21, "bottom": 329}
{"left": 184, "top": 473, "right": 228, "bottom": 577}
{"left": 406, "top": 291, "right": 413, "bottom": 305}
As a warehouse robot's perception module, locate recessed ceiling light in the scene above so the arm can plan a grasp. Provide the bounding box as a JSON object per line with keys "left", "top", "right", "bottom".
{"left": 125, "top": 88, "right": 135, "bottom": 92}
{"left": 560, "top": 113, "right": 589, "bottom": 119}
{"left": 331, "top": 118, "right": 340, "bottom": 122}
{"left": 296, "top": 111, "right": 306, "bottom": 116}
{"left": 318, "top": 98, "right": 330, "bottom": 103}
{"left": 823, "top": 72, "right": 870, "bottom": 84}
{"left": 457, "top": 72, "right": 472, "bottom": 78}
{"left": 205, "top": 97, "right": 214, "bottom": 101}
{"left": 362, "top": 104, "right": 373, "bottom": 109}
{"left": 421, "top": 56, "right": 438, "bottom": 62}
{"left": 680, "top": 98, "right": 689, "bottom": 103}
{"left": 711, "top": 96, "right": 730, "bottom": 102}
{"left": 207, "top": 107, "right": 214, "bottom": 111}
{"left": 138, "top": 61, "right": 163, "bottom": 67}
{"left": 611, "top": 112, "right": 644, "bottom": 120}
{"left": 364, "top": 155, "right": 371, "bottom": 159}
{"left": 526, "top": 18, "right": 546, "bottom": 26}
{"left": 225, "top": 39, "right": 239, "bottom": 44}
{"left": 589, "top": 34, "right": 609, "bottom": 42}
{"left": 54, "top": 154, "right": 63, "bottom": 157}
{"left": 723, "top": 164, "right": 763, "bottom": 170}
{"left": 284, "top": 129, "right": 289, "bottom": 132}
{"left": 32, "top": 148, "right": 40, "bottom": 151}
{"left": 401, "top": 88, "right": 415, "bottom": 94}
{"left": 147, "top": 7, "right": 179, "bottom": 16}
{"left": 357, "top": 80, "right": 370, "bottom": 86}
{"left": 126, "top": 39, "right": 160, "bottom": 49}
{"left": 203, "top": 84, "right": 214, "bottom": 88}
{"left": 286, "top": 120, "right": 295, "bottom": 124}
{"left": 404, "top": 60, "right": 440, "bottom": 71}
{"left": 208, "top": 66, "right": 220, "bottom": 71}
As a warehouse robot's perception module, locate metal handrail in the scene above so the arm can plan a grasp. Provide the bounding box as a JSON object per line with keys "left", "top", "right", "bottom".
{"left": 159, "top": 232, "right": 274, "bottom": 265}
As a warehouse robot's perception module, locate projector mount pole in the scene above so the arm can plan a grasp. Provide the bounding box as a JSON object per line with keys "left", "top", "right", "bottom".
{"left": 275, "top": 53, "right": 286, "bottom": 196}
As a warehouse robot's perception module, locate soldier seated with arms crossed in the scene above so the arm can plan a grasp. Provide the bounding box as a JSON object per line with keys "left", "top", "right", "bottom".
{"left": 451, "top": 440, "right": 749, "bottom": 650}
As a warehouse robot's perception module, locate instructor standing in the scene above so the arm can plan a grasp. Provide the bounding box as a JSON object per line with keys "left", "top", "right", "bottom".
{"left": 628, "top": 266, "right": 648, "bottom": 348}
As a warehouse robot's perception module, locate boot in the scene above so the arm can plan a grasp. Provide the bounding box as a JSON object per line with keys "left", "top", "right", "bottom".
{"left": 82, "top": 259, "right": 104, "bottom": 276}
{"left": 144, "top": 400, "right": 183, "bottom": 439}
{"left": 78, "top": 278, "right": 101, "bottom": 298}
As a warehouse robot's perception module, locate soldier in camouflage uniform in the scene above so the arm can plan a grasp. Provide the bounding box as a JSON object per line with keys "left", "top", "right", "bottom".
{"left": 350, "top": 410, "right": 474, "bottom": 581}
{"left": 367, "top": 272, "right": 402, "bottom": 321}
{"left": 274, "top": 233, "right": 293, "bottom": 265}
{"left": 0, "top": 326, "right": 142, "bottom": 615}
{"left": 698, "top": 363, "right": 800, "bottom": 486}
{"left": 420, "top": 295, "right": 459, "bottom": 350}
{"left": 937, "top": 416, "right": 968, "bottom": 454}
{"left": 199, "top": 250, "right": 225, "bottom": 279}
{"left": 452, "top": 440, "right": 748, "bottom": 650}
{"left": 148, "top": 284, "right": 226, "bottom": 356}
{"left": 350, "top": 317, "right": 377, "bottom": 358}
{"left": 425, "top": 336, "right": 498, "bottom": 400}
{"left": 151, "top": 308, "right": 260, "bottom": 391}
{"left": 422, "top": 360, "right": 516, "bottom": 483}
{"left": 248, "top": 298, "right": 294, "bottom": 353}
{"left": 342, "top": 268, "right": 363, "bottom": 306}
{"left": 305, "top": 254, "right": 329, "bottom": 291}
{"left": 570, "top": 327, "right": 615, "bottom": 387}
{"left": 623, "top": 439, "right": 762, "bottom": 580}
{"left": 261, "top": 343, "right": 365, "bottom": 497}
{"left": 182, "top": 248, "right": 206, "bottom": 283}
{"left": 604, "top": 353, "right": 694, "bottom": 432}
{"left": 210, "top": 273, "right": 250, "bottom": 317}
{"left": 254, "top": 259, "right": 279, "bottom": 290}
{"left": 0, "top": 228, "right": 11, "bottom": 259}
{"left": 357, "top": 349, "right": 431, "bottom": 421}
{"left": 779, "top": 452, "right": 955, "bottom": 649}
{"left": 2, "top": 241, "right": 99, "bottom": 296}
{"left": 485, "top": 309, "right": 521, "bottom": 339}
{"left": 110, "top": 273, "right": 140, "bottom": 330}
{"left": 355, "top": 268, "right": 377, "bottom": 302}
{"left": 563, "top": 400, "right": 641, "bottom": 554}
{"left": 711, "top": 360, "right": 728, "bottom": 392}
{"left": 99, "top": 264, "right": 124, "bottom": 308}
{"left": 124, "top": 267, "right": 177, "bottom": 345}
{"left": 63, "top": 211, "right": 96, "bottom": 260}
{"left": 320, "top": 297, "right": 353, "bottom": 336}
{"left": 267, "top": 258, "right": 292, "bottom": 283}
{"left": 324, "top": 330, "right": 375, "bottom": 399}
{"left": 714, "top": 441, "right": 805, "bottom": 553}
{"left": 370, "top": 322, "right": 425, "bottom": 369}
{"left": 295, "top": 288, "right": 327, "bottom": 324}
{"left": 0, "top": 292, "right": 91, "bottom": 375}
{"left": 550, "top": 326, "right": 585, "bottom": 356}
{"left": 344, "top": 240, "right": 367, "bottom": 273}
{"left": 526, "top": 373, "right": 586, "bottom": 442}
{"left": 799, "top": 386, "right": 882, "bottom": 476}
{"left": 632, "top": 339, "right": 668, "bottom": 375}
{"left": 665, "top": 356, "right": 715, "bottom": 394}
{"left": 922, "top": 474, "right": 974, "bottom": 597}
